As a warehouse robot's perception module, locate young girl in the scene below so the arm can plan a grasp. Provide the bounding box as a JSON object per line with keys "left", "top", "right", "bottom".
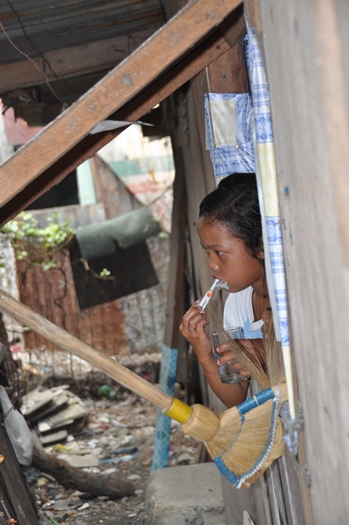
{"left": 180, "top": 173, "right": 271, "bottom": 408}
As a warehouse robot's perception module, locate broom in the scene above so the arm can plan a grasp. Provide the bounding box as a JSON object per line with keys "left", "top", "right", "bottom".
{"left": 204, "top": 296, "right": 288, "bottom": 487}
{"left": 0, "top": 289, "right": 287, "bottom": 488}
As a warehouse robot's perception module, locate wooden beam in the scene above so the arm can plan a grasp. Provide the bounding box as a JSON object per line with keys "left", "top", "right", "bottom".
{"left": 218, "top": 3, "right": 246, "bottom": 49}
{"left": 0, "top": 0, "right": 244, "bottom": 226}
{"left": 0, "top": 423, "right": 40, "bottom": 525}
{"left": 208, "top": 5, "right": 248, "bottom": 93}
{"left": 163, "top": 148, "right": 187, "bottom": 350}
{"left": 244, "top": 0, "right": 264, "bottom": 56}
{"left": 0, "top": 31, "right": 153, "bottom": 94}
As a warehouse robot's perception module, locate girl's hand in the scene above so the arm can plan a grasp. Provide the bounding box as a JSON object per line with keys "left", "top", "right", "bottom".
{"left": 216, "top": 342, "right": 251, "bottom": 378}
{"left": 180, "top": 305, "right": 250, "bottom": 409}
{"left": 179, "top": 301, "right": 211, "bottom": 358}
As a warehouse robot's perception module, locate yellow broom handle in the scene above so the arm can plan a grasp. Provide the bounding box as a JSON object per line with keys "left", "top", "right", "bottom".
{"left": 0, "top": 290, "right": 183, "bottom": 416}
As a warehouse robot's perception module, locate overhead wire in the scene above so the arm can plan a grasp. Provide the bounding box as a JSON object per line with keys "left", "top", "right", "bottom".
{"left": 1, "top": 0, "right": 67, "bottom": 109}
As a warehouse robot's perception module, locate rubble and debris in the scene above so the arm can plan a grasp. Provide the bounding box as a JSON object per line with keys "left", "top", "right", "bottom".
{"left": 0, "top": 340, "right": 200, "bottom": 524}
{"left": 32, "top": 443, "right": 135, "bottom": 500}
{"left": 19, "top": 379, "right": 201, "bottom": 524}
{"left": 22, "top": 387, "right": 87, "bottom": 437}
{"left": 40, "top": 430, "right": 68, "bottom": 447}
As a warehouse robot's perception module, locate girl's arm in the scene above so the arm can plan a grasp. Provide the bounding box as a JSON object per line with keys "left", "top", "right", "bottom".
{"left": 179, "top": 303, "right": 249, "bottom": 408}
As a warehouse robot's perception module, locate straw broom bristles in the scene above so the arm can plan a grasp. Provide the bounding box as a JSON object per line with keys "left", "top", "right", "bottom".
{"left": 206, "top": 385, "right": 286, "bottom": 459}
{"left": 176, "top": 382, "right": 287, "bottom": 488}
{"left": 205, "top": 383, "right": 287, "bottom": 487}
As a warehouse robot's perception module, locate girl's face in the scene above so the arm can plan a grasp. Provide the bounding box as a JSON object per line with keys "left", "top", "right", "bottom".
{"left": 197, "top": 218, "right": 265, "bottom": 294}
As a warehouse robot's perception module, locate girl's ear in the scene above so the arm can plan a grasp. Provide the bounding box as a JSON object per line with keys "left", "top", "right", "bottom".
{"left": 257, "top": 239, "right": 264, "bottom": 261}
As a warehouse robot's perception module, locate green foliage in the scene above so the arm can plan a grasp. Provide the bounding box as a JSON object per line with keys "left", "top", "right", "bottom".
{"left": 0, "top": 212, "right": 76, "bottom": 270}
{"left": 99, "top": 268, "right": 112, "bottom": 278}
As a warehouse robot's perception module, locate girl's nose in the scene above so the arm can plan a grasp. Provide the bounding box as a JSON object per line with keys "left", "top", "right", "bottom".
{"left": 208, "top": 256, "right": 219, "bottom": 272}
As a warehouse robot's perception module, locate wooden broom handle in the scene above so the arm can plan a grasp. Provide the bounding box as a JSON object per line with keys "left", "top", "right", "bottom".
{"left": 0, "top": 290, "right": 173, "bottom": 412}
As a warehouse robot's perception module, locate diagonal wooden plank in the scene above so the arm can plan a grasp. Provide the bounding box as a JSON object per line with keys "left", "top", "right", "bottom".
{"left": 0, "top": 2, "right": 244, "bottom": 226}
{"left": 0, "top": 0, "right": 241, "bottom": 202}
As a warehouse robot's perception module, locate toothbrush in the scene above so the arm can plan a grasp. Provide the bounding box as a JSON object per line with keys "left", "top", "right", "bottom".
{"left": 199, "top": 279, "right": 228, "bottom": 311}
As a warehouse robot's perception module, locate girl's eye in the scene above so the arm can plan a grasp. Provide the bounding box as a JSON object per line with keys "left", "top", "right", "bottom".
{"left": 200, "top": 246, "right": 224, "bottom": 257}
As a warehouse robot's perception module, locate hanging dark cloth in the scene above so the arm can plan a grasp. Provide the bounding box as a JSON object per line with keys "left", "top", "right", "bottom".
{"left": 70, "top": 208, "right": 161, "bottom": 309}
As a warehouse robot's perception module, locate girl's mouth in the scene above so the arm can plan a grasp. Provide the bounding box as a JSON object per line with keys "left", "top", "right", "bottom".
{"left": 216, "top": 280, "right": 229, "bottom": 291}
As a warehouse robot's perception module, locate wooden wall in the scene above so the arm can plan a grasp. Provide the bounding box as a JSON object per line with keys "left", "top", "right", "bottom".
{"left": 259, "top": 1, "right": 349, "bottom": 523}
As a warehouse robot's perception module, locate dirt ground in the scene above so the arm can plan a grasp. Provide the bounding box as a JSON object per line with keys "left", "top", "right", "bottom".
{"left": 27, "top": 382, "right": 202, "bottom": 525}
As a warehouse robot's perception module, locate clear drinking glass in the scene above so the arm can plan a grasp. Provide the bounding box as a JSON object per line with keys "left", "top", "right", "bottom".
{"left": 211, "top": 326, "right": 249, "bottom": 384}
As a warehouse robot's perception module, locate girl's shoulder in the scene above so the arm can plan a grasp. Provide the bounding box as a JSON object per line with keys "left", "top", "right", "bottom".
{"left": 223, "top": 287, "right": 253, "bottom": 326}
{"left": 225, "top": 287, "right": 253, "bottom": 309}
{"left": 224, "top": 287, "right": 263, "bottom": 338}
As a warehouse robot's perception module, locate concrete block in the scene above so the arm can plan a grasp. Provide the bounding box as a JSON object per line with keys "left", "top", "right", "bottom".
{"left": 145, "top": 463, "right": 226, "bottom": 525}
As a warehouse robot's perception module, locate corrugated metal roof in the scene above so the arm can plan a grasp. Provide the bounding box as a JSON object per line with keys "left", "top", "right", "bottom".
{"left": 0, "top": 0, "right": 165, "bottom": 124}
{"left": 0, "top": 0, "right": 164, "bottom": 63}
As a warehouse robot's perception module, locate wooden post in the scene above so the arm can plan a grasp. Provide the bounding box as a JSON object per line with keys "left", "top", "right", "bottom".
{"left": 0, "top": 423, "right": 40, "bottom": 525}
{"left": 163, "top": 151, "right": 188, "bottom": 351}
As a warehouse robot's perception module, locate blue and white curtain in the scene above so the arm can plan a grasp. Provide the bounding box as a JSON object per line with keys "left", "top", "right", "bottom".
{"left": 204, "top": 92, "right": 255, "bottom": 181}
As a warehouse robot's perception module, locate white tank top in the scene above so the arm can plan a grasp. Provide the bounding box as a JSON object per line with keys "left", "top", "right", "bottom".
{"left": 223, "top": 287, "right": 264, "bottom": 339}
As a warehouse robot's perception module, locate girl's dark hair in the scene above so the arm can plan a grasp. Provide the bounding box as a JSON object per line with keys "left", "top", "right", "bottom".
{"left": 199, "top": 173, "right": 263, "bottom": 260}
